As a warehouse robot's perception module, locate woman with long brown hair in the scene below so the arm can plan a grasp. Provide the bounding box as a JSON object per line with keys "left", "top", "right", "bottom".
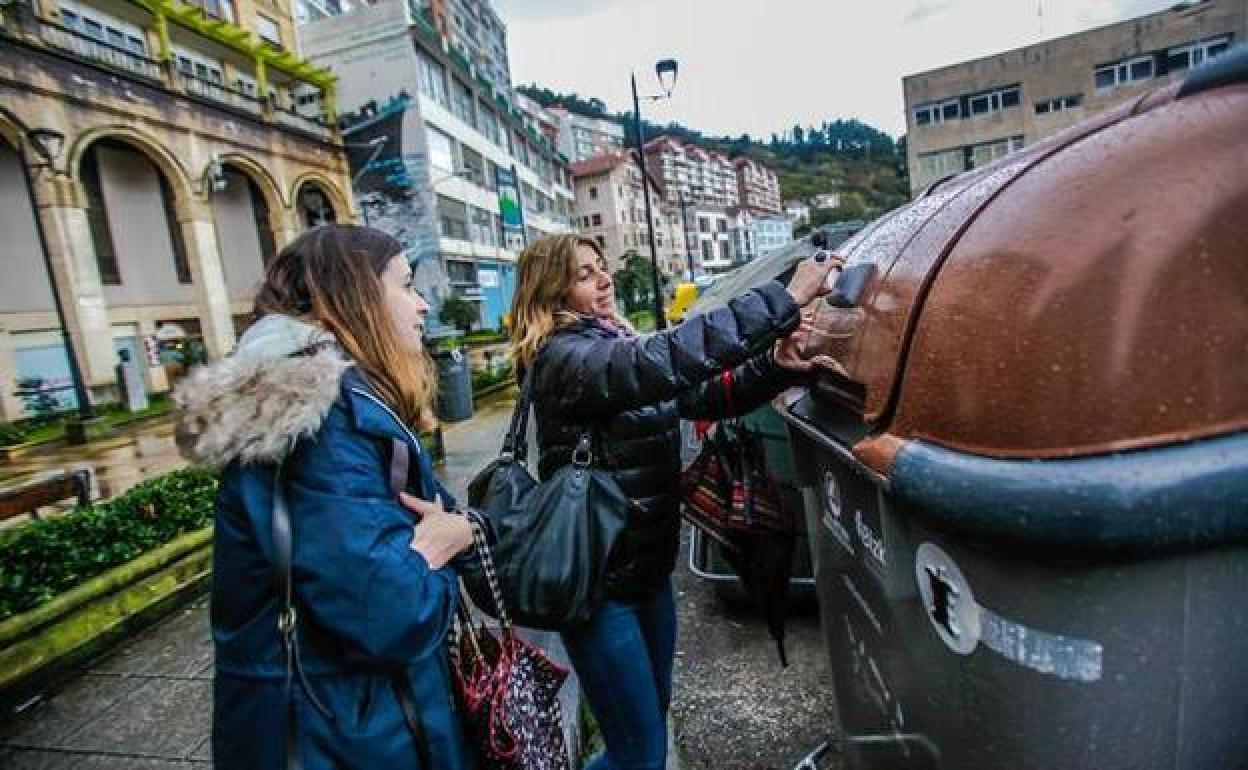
{"left": 175, "top": 224, "right": 474, "bottom": 769}
{"left": 510, "top": 234, "right": 836, "bottom": 770}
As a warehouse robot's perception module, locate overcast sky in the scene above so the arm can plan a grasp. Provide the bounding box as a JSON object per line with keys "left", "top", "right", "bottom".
{"left": 493, "top": 0, "right": 1171, "bottom": 139}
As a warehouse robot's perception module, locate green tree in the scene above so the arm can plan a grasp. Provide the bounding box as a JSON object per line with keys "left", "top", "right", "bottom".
{"left": 612, "top": 252, "right": 670, "bottom": 314}
{"left": 439, "top": 295, "right": 480, "bottom": 332}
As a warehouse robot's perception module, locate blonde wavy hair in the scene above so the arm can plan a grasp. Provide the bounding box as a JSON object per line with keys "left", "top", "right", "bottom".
{"left": 511, "top": 234, "right": 611, "bottom": 368}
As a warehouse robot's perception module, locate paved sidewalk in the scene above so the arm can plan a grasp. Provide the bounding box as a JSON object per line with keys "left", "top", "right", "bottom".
{"left": 0, "top": 392, "right": 524, "bottom": 769}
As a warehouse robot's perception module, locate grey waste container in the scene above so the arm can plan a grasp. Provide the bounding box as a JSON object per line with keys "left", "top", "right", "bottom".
{"left": 780, "top": 53, "right": 1248, "bottom": 770}
{"left": 433, "top": 347, "right": 473, "bottom": 422}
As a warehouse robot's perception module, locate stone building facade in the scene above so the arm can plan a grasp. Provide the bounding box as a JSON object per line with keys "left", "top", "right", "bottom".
{"left": 0, "top": 0, "right": 351, "bottom": 419}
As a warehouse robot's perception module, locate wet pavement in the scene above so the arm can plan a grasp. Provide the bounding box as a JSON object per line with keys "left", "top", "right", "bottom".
{"left": 0, "top": 416, "right": 185, "bottom": 513}
{"left": 670, "top": 537, "right": 842, "bottom": 770}
{"left": 0, "top": 389, "right": 841, "bottom": 768}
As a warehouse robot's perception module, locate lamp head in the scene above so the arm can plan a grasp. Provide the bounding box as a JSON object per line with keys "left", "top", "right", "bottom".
{"left": 655, "top": 58, "right": 678, "bottom": 97}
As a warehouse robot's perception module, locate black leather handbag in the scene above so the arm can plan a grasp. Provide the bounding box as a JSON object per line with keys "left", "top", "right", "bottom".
{"left": 464, "top": 368, "right": 629, "bottom": 630}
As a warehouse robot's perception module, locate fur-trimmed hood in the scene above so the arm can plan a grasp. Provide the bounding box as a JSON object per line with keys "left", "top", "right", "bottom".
{"left": 174, "top": 315, "right": 351, "bottom": 468}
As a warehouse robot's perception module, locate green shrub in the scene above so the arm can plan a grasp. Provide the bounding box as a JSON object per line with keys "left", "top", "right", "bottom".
{"left": 0, "top": 468, "right": 218, "bottom": 621}
{"left": 471, "top": 361, "right": 515, "bottom": 394}
{"left": 0, "top": 422, "right": 31, "bottom": 446}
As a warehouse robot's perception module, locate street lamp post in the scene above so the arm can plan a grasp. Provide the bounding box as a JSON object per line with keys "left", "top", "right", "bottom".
{"left": 13, "top": 119, "right": 99, "bottom": 425}
{"left": 631, "top": 58, "right": 678, "bottom": 330}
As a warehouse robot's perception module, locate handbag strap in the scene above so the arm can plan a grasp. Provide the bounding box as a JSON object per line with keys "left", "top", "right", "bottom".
{"left": 500, "top": 366, "right": 535, "bottom": 462}
{"left": 271, "top": 458, "right": 334, "bottom": 770}
{"left": 384, "top": 437, "right": 438, "bottom": 769}
{"left": 464, "top": 509, "right": 513, "bottom": 634}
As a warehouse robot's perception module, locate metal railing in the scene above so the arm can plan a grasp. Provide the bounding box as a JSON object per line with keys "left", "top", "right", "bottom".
{"left": 178, "top": 70, "right": 265, "bottom": 116}
{"left": 38, "top": 19, "right": 164, "bottom": 81}
{"left": 273, "top": 106, "right": 333, "bottom": 140}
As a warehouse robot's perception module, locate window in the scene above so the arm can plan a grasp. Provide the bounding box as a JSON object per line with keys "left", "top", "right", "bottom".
{"left": 470, "top": 206, "right": 497, "bottom": 246}
{"left": 591, "top": 213, "right": 602, "bottom": 226}
{"left": 415, "top": 49, "right": 449, "bottom": 108}
{"left": 589, "top": 186, "right": 598, "bottom": 200}
{"left": 481, "top": 158, "right": 498, "bottom": 191}
{"left": 581, "top": 216, "right": 590, "bottom": 228}
{"left": 720, "top": 242, "right": 730, "bottom": 260}
{"left": 255, "top": 14, "right": 281, "bottom": 47}
{"left": 426, "top": 124, "right": 455, "bottom": 172}
{"left": 717, "top": 219, "right": 727, "bottom": 233}
{"left": 446, "top": 259, "right": 476, "bottom": 284}
{"left": 1000, "top": 88, "right": 1020, "bottom": 108}
{"left": 478, "top": 103, "right": 501, "bottom": 145}
{"left": 452, "top": 78, "right": 475, "bottom": 125}
{"left": 437, "top": 195, "right": 469, "bottom": 240}
{"left": 969, "top": 135, "right": 1024, "bottom": 168}
{"left": 969, "top": 94, "right": 991, "bottom": 115}
{"left": 81, "top": 146, "right": 120, "bottom": 285}
{"left": 1095, "top": 55, "right": 1155, "bottom": 91}
{"left": 595, "top": 235, "right": 605, "bottom": 249}
{"left": 701, "top": 241, "right": 712, "bottom": 260}
{"left": 699, "top": 217, "right": 709, "bottom": 233}
{"left": 158, "top": 173, "right": 191, "bottom": 284}
{"left": 917, "top": 148, "right": 966, "bottom": 182}
{"left": 1167, "top": 35, "right": 1233, "bottom": 71}
{"left": 460, "top": 145, "right": 484, "bottom": 186}
{"left": 1035, "top": 94, "right": 1082, "bottom": 115}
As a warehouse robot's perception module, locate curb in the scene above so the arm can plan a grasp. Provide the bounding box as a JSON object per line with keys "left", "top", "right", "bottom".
{"left": 0, "top": 527, "right": 213, "bottom": 715}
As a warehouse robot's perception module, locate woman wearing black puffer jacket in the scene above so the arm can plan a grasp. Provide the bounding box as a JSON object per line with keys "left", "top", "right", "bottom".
{"left": 509, "top": 234, "right": 838, "bottom": 770}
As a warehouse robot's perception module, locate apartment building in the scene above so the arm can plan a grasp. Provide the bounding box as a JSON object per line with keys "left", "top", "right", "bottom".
{"left": 550, "top": 107, "right": 625, "bottom": 163}
{"left": 644, "top": 135, "right": 740, "bottom": 209}
{"left": 733, "top": 156, "right": 782, "bottom": 213}
{"left": 730, "top": 208, "right": 793, "bottom": 263}
{"left": 299, "top": 0, "right": 573, "bottom": 332}
{"left": 0, "top": 0, "right": 349, "bottom": 419}
{"left": 571, "top": 151, "right": 687, "bottom": 279}
{"left": 515, "top": 92, "right": 559, "bottom": 145}
{"left": 903, "top": 0, "right": 1244, "bottom": 194}
{"left": 685, "top": 204, "right": 735, "bottom": 275}
{"left": 784, "top": 201, "right": 811, "bottom": 226}
{"left": 414, "top": 0, "right": 510, "bottom": 93}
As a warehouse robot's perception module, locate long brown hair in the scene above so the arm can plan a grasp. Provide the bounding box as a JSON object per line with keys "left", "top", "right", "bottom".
{"left": 255, "top": 224, "right": 436, "bottom": 430}
{"left": 511, "top": 234, "right": 607, "bottom": 367}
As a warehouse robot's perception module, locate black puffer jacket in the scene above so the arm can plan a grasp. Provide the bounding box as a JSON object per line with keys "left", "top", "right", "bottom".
{"left": 531, "top": 280, "right": 801, "bottom": 602}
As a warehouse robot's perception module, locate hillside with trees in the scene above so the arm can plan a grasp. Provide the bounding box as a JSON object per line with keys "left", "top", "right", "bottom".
{"left": 518, "top": 85, "right": 911, "bottom": 231}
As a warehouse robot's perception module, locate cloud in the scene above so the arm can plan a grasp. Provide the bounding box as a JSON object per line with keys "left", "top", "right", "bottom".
{"left": 902, "top": 0, "right": 956, "bottom": 25}
{"left": 492, "top": 0, "right": 617, "bottom": 22}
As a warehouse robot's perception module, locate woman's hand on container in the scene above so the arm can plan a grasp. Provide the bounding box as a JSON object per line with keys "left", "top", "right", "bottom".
{"left": 401, "top": 493, "right": 474, "bottom": 570}
{"left": 774, "top": 315, "right": 848, "bottom": 375}
{"left": 786, "top": 252, "right": 845, "bottom": 306}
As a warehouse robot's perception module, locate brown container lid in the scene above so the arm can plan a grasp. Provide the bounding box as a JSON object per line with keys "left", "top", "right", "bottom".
{"left": 813, "top": 76, "right": 1248, "bottom": 460}
{"left": 811, "top": 100, "right": 1138, "bottom": 422}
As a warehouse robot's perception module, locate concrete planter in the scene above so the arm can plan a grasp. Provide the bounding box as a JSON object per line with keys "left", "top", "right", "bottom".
{"left": 0, "top": 527, "right": 212, "bottom": 715}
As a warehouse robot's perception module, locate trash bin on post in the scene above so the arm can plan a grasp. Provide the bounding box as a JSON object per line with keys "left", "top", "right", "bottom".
{"left": 432, "top": 346, "right": 473, "bottom": 423}
{"left": 781, "top": 52, "right": 1248, "bottom": 770}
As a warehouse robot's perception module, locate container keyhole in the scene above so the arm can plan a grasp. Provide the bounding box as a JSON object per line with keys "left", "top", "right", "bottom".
{"left": 925, "top": 565, "right": 961, "bottom": 639}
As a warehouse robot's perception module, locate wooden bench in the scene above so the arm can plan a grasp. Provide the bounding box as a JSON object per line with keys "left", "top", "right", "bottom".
{"left": 0, "top": 468, "right": 93, "bottom": 523}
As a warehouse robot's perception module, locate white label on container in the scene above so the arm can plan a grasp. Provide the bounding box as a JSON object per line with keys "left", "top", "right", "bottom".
{"left": 978, "top": 608, "right": 1103, "bottom": 683}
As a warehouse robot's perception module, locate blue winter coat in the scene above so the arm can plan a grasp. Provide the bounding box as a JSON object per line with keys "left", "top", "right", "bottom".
{"left": 174, "top": 316, "right": 473, "bottom": 770}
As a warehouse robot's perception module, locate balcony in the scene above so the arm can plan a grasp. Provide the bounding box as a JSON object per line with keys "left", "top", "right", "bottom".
{"left": 4, "top": 7, "right": 338, "bottom": 144}
{"left": 178, "top": 70, "right": 265, "bottom": 117}
{"left": 38, "top": 19, "right": 164, "bottom": 82}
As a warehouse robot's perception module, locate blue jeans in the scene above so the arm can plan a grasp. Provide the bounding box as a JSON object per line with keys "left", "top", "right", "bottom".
{"left": 560, "top": 582, "right": 676, "bottom": 770}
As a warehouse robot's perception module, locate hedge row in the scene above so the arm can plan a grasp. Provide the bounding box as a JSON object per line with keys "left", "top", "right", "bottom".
{"left": 0, "top": 468, "right": 218, "bottom": 621}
